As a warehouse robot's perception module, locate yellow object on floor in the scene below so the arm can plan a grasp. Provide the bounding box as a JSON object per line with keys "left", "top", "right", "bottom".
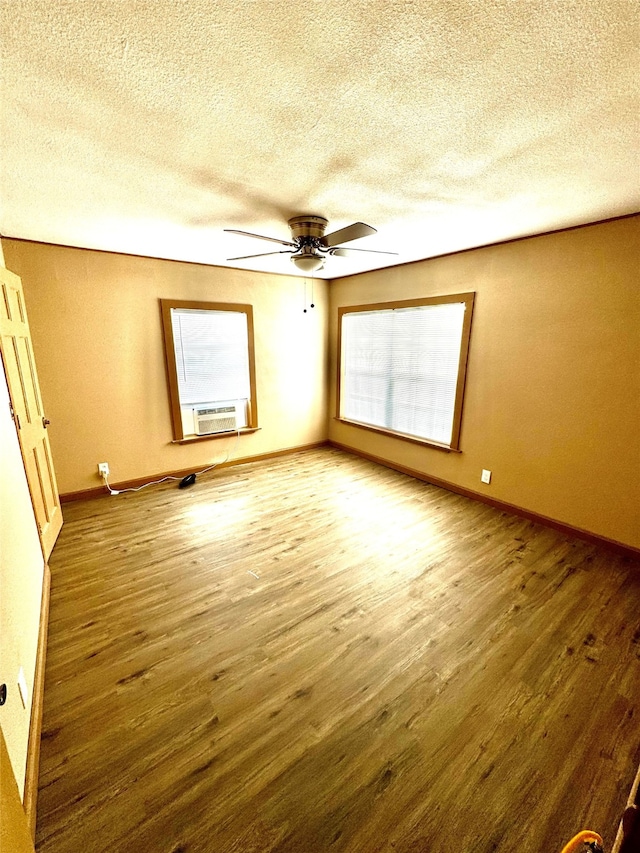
{"left": 560, "top": 831, "right": 605, "bottom": 853}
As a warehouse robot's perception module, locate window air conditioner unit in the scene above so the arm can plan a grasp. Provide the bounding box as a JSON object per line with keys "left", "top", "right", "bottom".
{"left": 194, "top": 404, "right": 239, "bottom": 435}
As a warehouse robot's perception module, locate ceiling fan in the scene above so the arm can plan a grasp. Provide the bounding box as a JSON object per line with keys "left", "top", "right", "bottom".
{"left": 225, "top": 215, "right": 397, "bottom": 273}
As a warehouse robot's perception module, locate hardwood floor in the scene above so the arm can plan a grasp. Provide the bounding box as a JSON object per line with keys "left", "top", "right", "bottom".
{"left": 36, "top": 448, "right": 640, "bottom": 852}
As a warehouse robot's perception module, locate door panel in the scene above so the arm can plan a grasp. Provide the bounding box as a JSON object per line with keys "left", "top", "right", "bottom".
{"left": 0, "top": 267, "right": 62, "bottom": 559}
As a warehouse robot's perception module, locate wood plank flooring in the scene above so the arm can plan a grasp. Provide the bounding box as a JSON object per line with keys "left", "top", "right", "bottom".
{"left": 36, "top": 448, "right": 640, "bottom": 853}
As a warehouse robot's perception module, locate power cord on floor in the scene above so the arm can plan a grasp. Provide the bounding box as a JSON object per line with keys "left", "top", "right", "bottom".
{"left": 100, "top": 429, "right": 241, "bottom": 496}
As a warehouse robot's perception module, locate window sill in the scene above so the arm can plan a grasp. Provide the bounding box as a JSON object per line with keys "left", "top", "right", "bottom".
{"left": 172, "top": 427, "right": 260, "bottom": 445}
{"left": 334, "top": 418, "right": 461, "bottom": 453}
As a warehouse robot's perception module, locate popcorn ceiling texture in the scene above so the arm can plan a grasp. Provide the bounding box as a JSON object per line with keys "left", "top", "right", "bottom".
{"left": 1, "top": 1, "right": 638, "bottom": 277}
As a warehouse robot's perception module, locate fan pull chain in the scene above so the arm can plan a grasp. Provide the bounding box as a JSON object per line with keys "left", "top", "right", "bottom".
{"left": 303, "top": 275, "right": 316, "bottom": 313}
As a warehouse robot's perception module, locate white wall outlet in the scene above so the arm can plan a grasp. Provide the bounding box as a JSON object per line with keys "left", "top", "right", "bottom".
{"left": 98, "top": 462, "right": 109, "bottom": 478}
{"left": 481, "top": 469, "right": 492, "bottom": 484}
{"left": 17, "top": 666, "right": 28, "bottom": 709}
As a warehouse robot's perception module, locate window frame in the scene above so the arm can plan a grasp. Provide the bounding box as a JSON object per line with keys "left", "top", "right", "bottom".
{"left": 160, "top": 299, "right": 258, "bottom": 442}
{"left": 336, "top": 292, "right": 475, "bottom": 452}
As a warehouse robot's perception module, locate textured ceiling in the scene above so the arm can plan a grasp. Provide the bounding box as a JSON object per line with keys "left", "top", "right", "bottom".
{"left": 1, "top": 1, "right": 638, "bottom": 278}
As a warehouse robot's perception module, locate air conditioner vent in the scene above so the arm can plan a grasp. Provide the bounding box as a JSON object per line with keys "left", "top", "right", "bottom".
{"left": 194, "top": 405, "right": 238, "bottom": 435}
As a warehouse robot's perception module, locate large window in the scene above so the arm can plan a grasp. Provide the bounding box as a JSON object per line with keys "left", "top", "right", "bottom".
{"left": 337, "top": 293, "right": 474, "bottom": 450}
{"left": 160, "top": 300, "right": 258, "bottom": 441}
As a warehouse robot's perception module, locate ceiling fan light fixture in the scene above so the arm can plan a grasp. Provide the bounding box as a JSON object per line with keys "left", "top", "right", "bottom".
{"left": 291, "top": 252, "right": 324, "bottom": 273}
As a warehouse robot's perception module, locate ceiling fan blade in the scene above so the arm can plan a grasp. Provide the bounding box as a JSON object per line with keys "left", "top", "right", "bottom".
{"left": 331, "top": 247, "right": 398, "bottom": 256}
{"left": 321, "top": 222, "right": 376, "bottom": 248}
{"left": 227, "top": 250, "right": 292, "bottom": 260}
{"left": 224, "top": 228, "right": 296, "bottom": 247}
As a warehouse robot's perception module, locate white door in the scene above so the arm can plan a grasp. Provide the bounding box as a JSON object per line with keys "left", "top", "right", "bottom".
{"left": 0, "top": 266, "right": 62, "bottom": 559}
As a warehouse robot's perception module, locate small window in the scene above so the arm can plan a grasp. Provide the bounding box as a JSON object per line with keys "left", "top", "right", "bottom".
{"left": 337, "top": 293, "right": 474, "bottom": 450}
{"left": 160, "top": 300, "right": 258, "bottom": 441}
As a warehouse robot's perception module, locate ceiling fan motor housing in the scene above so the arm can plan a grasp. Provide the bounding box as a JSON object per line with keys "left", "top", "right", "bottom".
{"left": 288, "top": 215, "right": 328, "bottom": 244}
{"left": 288, "top": 216, "right": 328, "bottom": 271}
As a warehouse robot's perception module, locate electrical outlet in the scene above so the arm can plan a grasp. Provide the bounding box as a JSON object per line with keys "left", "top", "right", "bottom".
{"left": 98, "top": 462, "right": 109, "bottom": 478}
{"left": 481, "top": 469, "right": 492, "bottom": 485}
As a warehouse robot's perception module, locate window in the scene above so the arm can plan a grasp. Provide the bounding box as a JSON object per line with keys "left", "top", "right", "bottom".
{"left": 337, "top": 293, "right": 474, "bottom": 450}
{"left": 160, "top": 300, "right": 258, "bottom": 441}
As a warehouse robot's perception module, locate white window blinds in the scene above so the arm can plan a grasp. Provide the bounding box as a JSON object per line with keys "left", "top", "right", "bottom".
{"left": 170, "top": 308, "right": 250, "bottom": 406}
{"left": 341, "top": 301, "right": 467, "bottom": 446}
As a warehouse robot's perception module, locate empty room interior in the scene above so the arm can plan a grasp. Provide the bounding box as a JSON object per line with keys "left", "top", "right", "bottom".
{"left": 1, "top": 3, "right": 639, "bottom": 853}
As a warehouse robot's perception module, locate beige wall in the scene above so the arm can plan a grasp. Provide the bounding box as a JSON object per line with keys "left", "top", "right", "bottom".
{"left": 329, "top": 216, "right": 640, "bottom": 550}
{"left": 2, "top": 242, "right": 329, "bottom": 494}
{"left": 3, "top": 218, "right": 639, "bottom": 550}
{"left": 1, "top": 730, "right": 36, "bottom": 852}
{"left": 0, "top": 335, "right": 44, "bottom": 799}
